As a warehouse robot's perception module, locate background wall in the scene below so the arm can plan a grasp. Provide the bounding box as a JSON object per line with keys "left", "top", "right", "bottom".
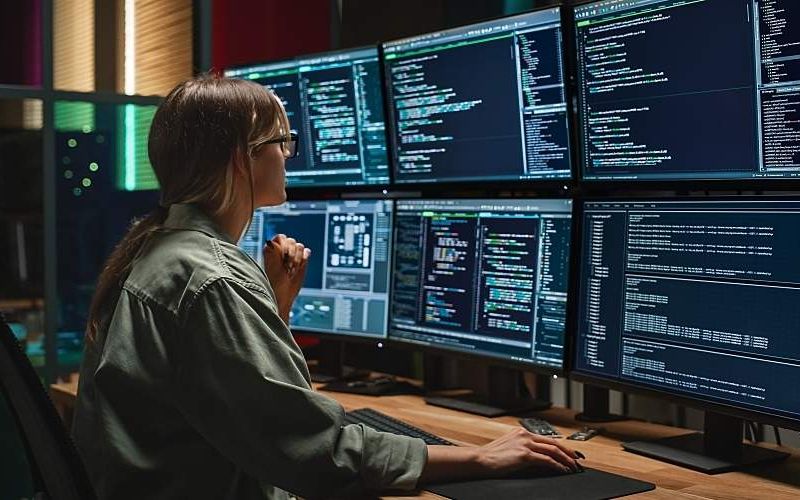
{"left": 212, "top": 0, "right": 332, "bottom": 70}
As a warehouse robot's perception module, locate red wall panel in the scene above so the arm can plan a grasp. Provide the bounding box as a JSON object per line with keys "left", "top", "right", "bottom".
{"left": 212, "top": 0, "right": 331, "bottom": 71}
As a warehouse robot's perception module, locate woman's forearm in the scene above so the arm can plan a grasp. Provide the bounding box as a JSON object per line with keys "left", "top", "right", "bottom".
{"left": 418, "top": 445, "right": 482, "bottom": 484}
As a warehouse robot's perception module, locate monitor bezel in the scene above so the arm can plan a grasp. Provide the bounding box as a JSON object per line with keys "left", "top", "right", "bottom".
{"left": 571, "top": 193, "right": 800, "bottom": 432}
{"left": 385, "top": 196, "right": 577, "bottom": 376}
{"left": 379, "top": 5, "right": 579, "bottom": 190}
{"left": 224, "top": 45, "right": 394, "bottom": 192}
{"left": 568, "top": 0, "right": 800, "bottom": 190}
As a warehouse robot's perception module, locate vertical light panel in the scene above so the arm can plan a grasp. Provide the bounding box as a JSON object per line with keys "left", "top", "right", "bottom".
{"left": 124, "top": 0, "right": 136, "bottom": 190}
{"left": 124, "top": 104, "right": 136, "bottom": 191}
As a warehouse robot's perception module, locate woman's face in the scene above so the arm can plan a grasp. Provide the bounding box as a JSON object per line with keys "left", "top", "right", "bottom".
{"left": 250, "top": 141, "right": 287, "bottom": 207}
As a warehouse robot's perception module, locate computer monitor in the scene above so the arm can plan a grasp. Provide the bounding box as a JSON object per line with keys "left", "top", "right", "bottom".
{"left": 240, "top": 199, "right": 393, "bottom": 340}
{"left": 574, "top": 0, "right": 800, "bottom": 182}
{"left": 224, "top": 46, "right": 390, "bottom": 187}
{"left": 382, "top": 7, "right": 573, "bottom": 185}
{"left": 389, "top": 198, "right": 573, "bottom": 371}
{"left": 574, "top": 198, "right": 798, "bottom": 471}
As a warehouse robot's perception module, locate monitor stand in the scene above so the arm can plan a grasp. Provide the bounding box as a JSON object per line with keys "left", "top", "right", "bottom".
{"left": 308, "top": 340, "right": 369, "bottom": 383}
{"left": 575, "top": 384, "right": 628, "bottom": 422}
{"left": 312, "top": 340, "right": 421, "bottom": 396}
{"left": 425, "top": 366, "right": 551, "bottom": 417}
{"left": 623, "top": 411, "right": 789, "bottom": 474}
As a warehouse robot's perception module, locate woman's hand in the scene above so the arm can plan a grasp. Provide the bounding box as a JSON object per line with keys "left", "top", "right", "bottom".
{"left": 263, "top": 234, "right": 311, "bottom": 323}
{"left": 419, "top": 427, "right": 581, "bottom": 484}
{"left": 473, "top": 427, "right": 580, "bottom": 476}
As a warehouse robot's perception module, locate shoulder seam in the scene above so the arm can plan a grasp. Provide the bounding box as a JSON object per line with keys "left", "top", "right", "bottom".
{"left": 180, "top": 275, "right": 273, "bottom": 327}
{"left": 211, "top": 239, "right": 233, "bottom": 277}
{"left": 121, "top": 283, "right": 180, "bottom": 320}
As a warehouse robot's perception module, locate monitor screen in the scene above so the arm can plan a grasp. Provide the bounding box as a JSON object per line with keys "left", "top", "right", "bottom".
{"left": 389, "top": 199, "right": 573, "bottom": 369}
{"left": 575, "top": 0, "right": 800, "bottom": 181}
{"left": 225, "top": 47, "right": 390, "bottom": 187}
{"left": 240, "top": 199, "right": 394, "bottom": 339}
{"left": 575, "top": 199, "right": 800, "bottom": 424}
{"left": 383, "top": 7, "right": 573, "bottom": 184}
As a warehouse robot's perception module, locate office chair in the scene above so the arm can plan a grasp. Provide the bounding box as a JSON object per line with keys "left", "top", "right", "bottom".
{"left": 0, "top": 312, "right": 96, "bottom": 499}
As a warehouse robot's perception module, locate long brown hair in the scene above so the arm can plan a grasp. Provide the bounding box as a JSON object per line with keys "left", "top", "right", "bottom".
{"left": 86, "top": 75, "right": 290, "bottom": 340}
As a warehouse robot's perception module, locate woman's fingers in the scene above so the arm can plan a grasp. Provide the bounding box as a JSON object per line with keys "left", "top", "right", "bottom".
{"left": 524, "top": 436, "right": 578, "bottom": 471}
{"left": 291, "top": 243, "right": 305, "bottom": 271}
{"left": 546, "top": 436, "right": 581, "bottom": 460}
{"left": 527, "top": 451, "right": 571, "bottom": 473}
{"left": 266, "top": 235, "right": 310, "bottom": 276}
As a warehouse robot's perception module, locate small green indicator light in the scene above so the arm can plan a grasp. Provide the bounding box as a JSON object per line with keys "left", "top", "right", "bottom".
{"left": 81, "top": 178, "right": 92, "bottom": 188}
{"left": 89, "top": 162, "right": 99, "bottom": 172}
{"left": 82, "top": 125, "right": 92, "bottom": 133}
{"left": 67, "top": 138, "right": 77, "bottom": 148}
{"left": 73, "top": 188, "right": 82, "bottom": 196}
{"left": 64, "top": 170, "right": 73, "bottom": 179}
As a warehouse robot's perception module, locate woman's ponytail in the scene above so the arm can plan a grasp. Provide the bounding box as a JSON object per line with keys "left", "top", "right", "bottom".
{"left": 85, "top": 206, "right": 168, "bottom": 341}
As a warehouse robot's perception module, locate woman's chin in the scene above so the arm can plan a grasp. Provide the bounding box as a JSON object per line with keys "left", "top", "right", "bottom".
{"left": 259, "top": 191, "right": 287, "bottom": 207}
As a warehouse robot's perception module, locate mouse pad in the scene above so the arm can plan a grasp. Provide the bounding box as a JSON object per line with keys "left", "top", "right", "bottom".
{"left": 426, "top": 467, "right": 655, "bottom": 500}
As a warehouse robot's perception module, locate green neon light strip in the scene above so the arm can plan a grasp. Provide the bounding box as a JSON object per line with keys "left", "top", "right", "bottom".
{"left": 386, "top": 32, "right": 513, "bottom": 60}
{"left": 125, "top": 104, "right": 136, "bottom": 191}
{"left": 577, "top": 0, "right": 705, "bottom": 28}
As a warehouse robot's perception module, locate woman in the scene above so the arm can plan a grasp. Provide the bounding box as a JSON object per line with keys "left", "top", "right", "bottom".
{"left": 72, "top": 75, "right": 579, "bottom": 499}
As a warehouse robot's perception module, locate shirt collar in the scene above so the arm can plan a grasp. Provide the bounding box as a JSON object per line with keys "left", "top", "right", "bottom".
{"left": 162, "top": 203, "right": 237, "bottom": 245}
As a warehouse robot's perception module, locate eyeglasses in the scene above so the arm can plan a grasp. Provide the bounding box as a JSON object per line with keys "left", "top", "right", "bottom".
{"left": 250, "top": 131, "right": 299, "bottom": 159}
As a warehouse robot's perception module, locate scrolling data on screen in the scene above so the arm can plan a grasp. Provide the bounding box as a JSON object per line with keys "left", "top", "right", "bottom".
{"left": 575, "top": 199, "right": 800, "bottom": 421}
{"left": 390, "top": 198, "right": 573, "bottom": 368}
{"left": 575, "top": 0, "right": 800, "bottom": 181}
{"left": 383, "top": 8, "right": 573, "bottom": 185}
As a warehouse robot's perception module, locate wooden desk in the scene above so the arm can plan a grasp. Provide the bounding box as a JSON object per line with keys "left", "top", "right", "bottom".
{"left": 51, "top": 379, "right": 800, "bottom": 499}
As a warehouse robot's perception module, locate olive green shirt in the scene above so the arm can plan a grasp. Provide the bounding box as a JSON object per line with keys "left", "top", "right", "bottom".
{"left": 71, "top": 203, "right": 427, "bottom": 499}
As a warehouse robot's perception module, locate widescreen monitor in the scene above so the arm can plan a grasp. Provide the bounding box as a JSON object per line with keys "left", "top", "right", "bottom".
{"left": 389, "top": 198, "right": 573, "bottom": 370}
{"left": 382, "top": 7, "right": 573, "bottom": 185}
{"left": 574, "top": 0, "right": 800, "bottom": 181}
{"left": 575, "top": 199, "right": 800, "bottom": 428}
{"left": 240, "top": 199, "right": 394, "bottom": 339}
{"left": 225, "top": 47, "right": 390, "bottom": 187}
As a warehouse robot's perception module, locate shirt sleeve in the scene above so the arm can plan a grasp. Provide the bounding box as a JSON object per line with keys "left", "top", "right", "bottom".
{"left": 171, "top": 276, "right": 427, "bottom": 498}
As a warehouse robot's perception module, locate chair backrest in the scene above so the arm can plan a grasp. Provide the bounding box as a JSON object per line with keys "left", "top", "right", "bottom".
{"left": 0, "top": 313, "right": 96, "bottom": 500}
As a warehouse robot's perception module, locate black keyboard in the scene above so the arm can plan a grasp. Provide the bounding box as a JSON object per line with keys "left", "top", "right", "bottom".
{"left": 344, "top": 408, "right": 454, "bottom": 446}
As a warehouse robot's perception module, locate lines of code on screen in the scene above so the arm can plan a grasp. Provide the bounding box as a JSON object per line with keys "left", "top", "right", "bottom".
{"left": 576, "top": 200, "right": 800, "bottom": 421}
{"left": 574, "top": 0, "right": 800, "bottom": 181}
{"left": 383, "top": 8, "right": 572, "bottom": 184}
{"left": 390, "top": 199, "right": 572, "bottom": 368}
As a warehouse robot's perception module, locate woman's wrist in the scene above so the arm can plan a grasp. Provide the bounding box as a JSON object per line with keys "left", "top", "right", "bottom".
{"left": 419, "top": 445, "right": 484, "bottom": 484}
{"left": 277, "top": 303, "right": 291, "bottom": 323}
